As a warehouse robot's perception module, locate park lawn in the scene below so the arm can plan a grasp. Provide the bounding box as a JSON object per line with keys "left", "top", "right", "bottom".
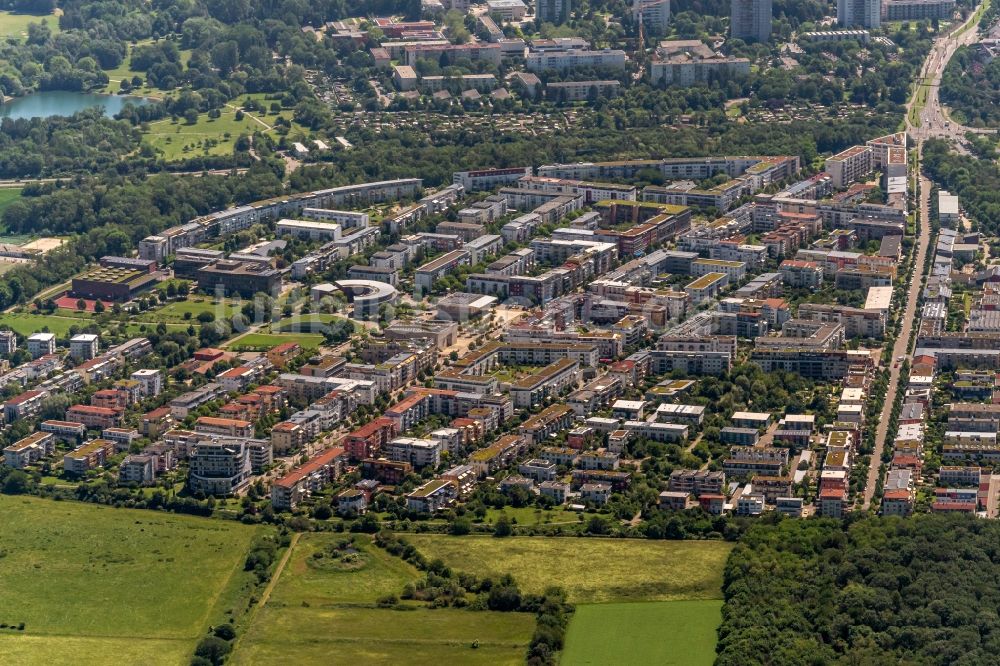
{"left": 271, "top": 313, "right": 355, "bottom": 334}
{"left": 266, "top": 533, "right": 420, "bottom": 607}
{"left": 227, "top": 332, "right": 325, "bottom": 350}
{"left": 0, "top": 495, "right": 260, "bottom": 665}
{"left": 561, "top": 600, "right": 723, "bottom": 666}
{"left": 142, "top": 107, "right": 263, "bottom": 161}
{"left": 0, "top": 188, "right": 22, "bottom": 217}
{"left": 405, "top": 536, "right": 733, "bottom": 603}
{"left": 154, "top": 297, "right": 240, "bottom": 323}
{"left": 234, "top": 533, "right": 534, "bottom": 665}
{"left": 0, "top": 10, "right": 59, "bottom": 40}
{"left": 0, "top": 312, "right": 85, "bottom": 336}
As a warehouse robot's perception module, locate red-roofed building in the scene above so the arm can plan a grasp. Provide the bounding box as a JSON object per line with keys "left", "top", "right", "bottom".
{"left": 92, "top": 388, "right": 129, "bottom": 411}
{"left": 142, "top": 406, "right": 174, "bottom": 438}
{"left": 698, "top": 494, "right": 726, "bottom": 515}
{"left": 195, "top": 416, "right": 254, "bottom": 438}
{"left": 931, "top": 500, "right": 976, "bottom": 513}
{"left": 195, "top": 348, "right": 225, "bottom": 361}
{"left": 219, "top": 402, "right": 252, "bottom": 421}
{"left": 66, "top": 404, "right": 121, "bottom": 429}
{"left": 218, "top": 366, "right": 258, "bottom": 392}
{"left": 271, "top": 446, "right": 347, "bottom": 509}
{"left": 881, "top": 489, "right": 913, "bottom": 516}
{"left": 4, "top": 389, "right": 46, "bottom": 421}
{"left": 267, "top": 342, "right": 301, "bottom": 369}
{"left": 383, "top": 392, "right": 431, "bottom": 431}
{"left": 344, "top": 417, "right": 398, "bottom": 461}
{"left": 271, "top": 421, "right": 306, "bottom": 454}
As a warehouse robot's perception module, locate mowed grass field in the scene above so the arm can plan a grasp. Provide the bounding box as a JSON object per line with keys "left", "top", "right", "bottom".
{"left": 561, "top": 600, "right": 723, "bottom": 666}
{"left": 0, "top": 188, "right": 23, "bottom": 216}
{"left": 0, "top": 312, "right": 86, "bottom": 337}
{"left": 0, "top": 11, "right": 59, "bottom": 40}
{"left": 226, "top": 332, "right": 325, "bottom": 350}
{"left": 0, "top": 496, "right": 260, "bottom": 665}
{"left": 405, "top": 536, "right": 733, "bottom": 603}
{"left": 154, "top": 297, "right": 240, "bottom": 323}
{"left": 142, "top": 107, "right": 266, "bottom": 161}
{"left": 233, "top": 534, "right": 535, "bottom": 665}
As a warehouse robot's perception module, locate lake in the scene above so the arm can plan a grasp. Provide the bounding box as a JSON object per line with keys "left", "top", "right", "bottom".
{"left": 0, "top": 90, "right": 150, "bottom": 121}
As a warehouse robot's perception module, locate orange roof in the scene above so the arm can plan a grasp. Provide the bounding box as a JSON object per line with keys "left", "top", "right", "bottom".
{"left": 6, "top": 390, "right": 44, "bottom": 405}
{"left": 144, "top": 406, "right": 172, "bottom": 420}
{"left": 347, "top": 417, "right": 396, "bottom": 439}
{"left": 274, "top": 447, "right": 346, "bottom": 488}
{"left": 386, "top": 393, "right": 427, "bottom": 414}
{"left": 67, "top": 405, "right": 119, "bottom": 416}
{"left": 196, "top": 416, "right": 251, "bottom": 428}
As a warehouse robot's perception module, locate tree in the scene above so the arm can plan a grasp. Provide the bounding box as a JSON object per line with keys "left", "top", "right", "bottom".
{"left": 193, "top": 636, "right": 231, "bottom": 666}
{"left": 493, "top": 513, "right": 512, "bottom": 537}
{"left": 93, "top": 300, "right": 105, "bottom": 313}
{"left": 2, "top": 470, "right": 32, "bottom": 494}
{"left": 76, "top": 299, "right": 86, "bottom": 311}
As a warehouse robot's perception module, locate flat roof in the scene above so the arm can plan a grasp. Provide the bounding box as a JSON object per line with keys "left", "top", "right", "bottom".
{"left": 864, "top": 286, "right": 893, "bottom": 311}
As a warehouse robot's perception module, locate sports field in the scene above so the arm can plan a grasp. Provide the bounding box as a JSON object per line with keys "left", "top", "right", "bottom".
{"left": 0, "top": 495, "right": 260, "bottom": 665}
{"left": 562, "top": 600, "right": 723, "bottom": 665}
{"left": 233, "top": 533, "right": 535, "bottom": 665}
{"left": 404, "top": 535, "right": 733, "bottom": 603}
{"left": 226, "top": 332, "right": 325, "bottom": 350}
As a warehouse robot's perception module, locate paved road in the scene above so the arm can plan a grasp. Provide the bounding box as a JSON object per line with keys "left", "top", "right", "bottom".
{"left": 911, "top": 4, "right": 995, "bottom": 152}
{"left": 862, "top": 173, "right": 933, "bottom": 510}
{"left": 859, "top": 8, "right": 985, "bottom": 508}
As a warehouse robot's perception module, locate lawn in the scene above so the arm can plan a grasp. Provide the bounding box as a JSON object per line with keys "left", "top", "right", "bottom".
{"left": 405, "top": 536, "right": 733, "bottom": 603}
{"left": 227, "top": 332, "right": 325, "bottom": 350}
{"left": 0, "top": 10, "right": 59, "bottom": 40}
{"left": 562, "top": 600, "right": 723, "bottom": 666}
{"left": 271, "top": 313, "right": 354, "bottom": 334}
{"left": 233, "top": 534, "right": 534, "bottom": 665}
{"left": 265, "top": 533, "right": 420, "bottom": 607}
{"left": 0, "top": 312, "right": 86, "bottom": 337}
{"left": 0, "top": 495, "right": 260, "bottom": 665}
{"left": 142, "top": 107, "right": 267, "bottom": 161}
{"left": 0, "top": 188, "right": 22, "bottom": 217}
{"left": 153, "top": 297, "right": 240, "bottom": 323}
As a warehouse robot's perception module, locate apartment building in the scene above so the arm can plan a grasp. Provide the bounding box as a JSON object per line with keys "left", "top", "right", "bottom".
{"left": 723, "top": 446, "right": 789, "bottom": 477}
{"left": 3, "top": 432, "right": 55, "bottom": 469}
{"left": 825, "top": 145, "right": 874, "bottom": 188}
{"left": 66, "top": 405, "right": 121, "bottom": 430}
{"left": 730, "top": 0, "right": 772, "bottom": 42}
{"left": 188, "top": 438, "right": 254, "bottom": 495}
{"left": 63, "top": 439, "right": 115, "bottom": 476}
{"left": 271, "top": 446, "right": 347, "bottom": 510}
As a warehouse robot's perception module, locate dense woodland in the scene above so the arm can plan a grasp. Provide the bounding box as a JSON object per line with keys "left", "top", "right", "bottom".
{"left": 717, "top": 515, "right": 1000, "bottom": 666}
